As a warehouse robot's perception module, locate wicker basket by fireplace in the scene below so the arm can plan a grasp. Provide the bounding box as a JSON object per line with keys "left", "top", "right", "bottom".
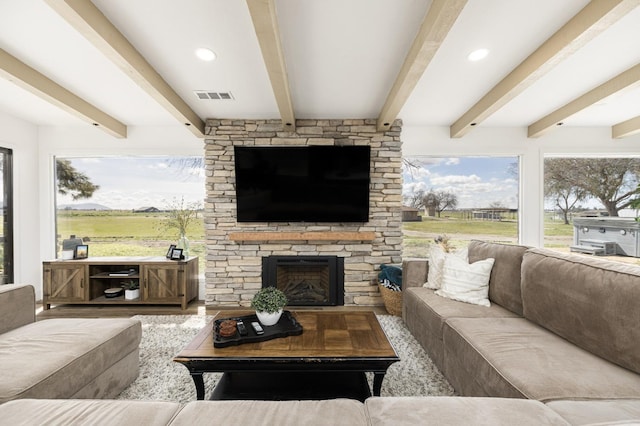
{"left": 378, "top": 282, "right": 402, "bottom": 316}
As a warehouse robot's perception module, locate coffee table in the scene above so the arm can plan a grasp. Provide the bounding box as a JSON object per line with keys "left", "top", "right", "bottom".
{"left": 173, "top": 310, "right": 399, "bottom": 401}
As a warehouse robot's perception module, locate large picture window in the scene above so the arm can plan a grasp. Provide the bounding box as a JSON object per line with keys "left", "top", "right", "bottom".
{"left": 543, "top": 156, "right": 640, "bottom": 265}
{"left": 402, "top": 156, "right": 519, "bottom": 257}
{"left": 0, "top": 148, "right": 13, "bottom": 284}
{"left": 54, "top": 156, "right": 204, "bottom": 268}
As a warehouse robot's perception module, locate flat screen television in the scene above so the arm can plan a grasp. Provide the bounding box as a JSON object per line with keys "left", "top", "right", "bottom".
{"left": 234, "top": 145, "right": 370, "bottom": 222}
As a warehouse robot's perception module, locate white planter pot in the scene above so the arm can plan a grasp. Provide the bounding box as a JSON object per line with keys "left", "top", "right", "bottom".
{"left": 125, "top": 289, "right": 140, "bottom": 300}
{"left": 256, "top": 309, "right": 283, "bottom": 326}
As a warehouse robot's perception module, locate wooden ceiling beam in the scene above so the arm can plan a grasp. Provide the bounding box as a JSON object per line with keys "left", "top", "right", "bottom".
{"left": 246, "top": 0, "right": 295, "bottom": 132}
{"left": 0, "top": 48, "right": 126, "bottom": 138}
{"left": 450, "top": 0, "right": 640, "bottom": 138}
{"left": 376, "top": 0, "right": 467, "bottom": 132}
{"left": 45, "top": 0, "right": 205, "bottom": 138}
{"left": 528, "top": 63, "right": 640, "bottom": 137}
{"left": 613, "top": 114, "right": 640, "bottom": 139}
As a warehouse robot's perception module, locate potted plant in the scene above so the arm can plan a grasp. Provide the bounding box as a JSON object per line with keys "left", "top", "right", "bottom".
{"left": 250, "top": 286, "right": 288, "bottom": 326}
{"left": 121, "top": 280, "right": 140, "bottom": 300}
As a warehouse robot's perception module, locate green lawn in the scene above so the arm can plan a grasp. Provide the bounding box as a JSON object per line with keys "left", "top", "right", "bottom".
{"left": 56, "top": 210, "right": 205, "bottom": 271}
{"left": 54, "top": 210, "right": 580, "bottom": 269}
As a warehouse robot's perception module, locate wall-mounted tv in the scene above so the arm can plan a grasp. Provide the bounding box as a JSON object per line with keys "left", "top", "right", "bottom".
{"left": 234, "top": 145, "right": 370, "bottom": 222}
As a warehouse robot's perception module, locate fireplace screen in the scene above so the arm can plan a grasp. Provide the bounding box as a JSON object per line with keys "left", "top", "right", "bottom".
{"left": 262, "top": 256, "right": 344, "bottom": 306}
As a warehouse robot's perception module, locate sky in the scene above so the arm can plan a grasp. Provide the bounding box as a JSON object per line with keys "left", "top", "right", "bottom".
{"left": 402, "top": 157, "right": 519, "bottom": 209}
{"left": 56, "top": 156, "right": 205, "bottom": 210}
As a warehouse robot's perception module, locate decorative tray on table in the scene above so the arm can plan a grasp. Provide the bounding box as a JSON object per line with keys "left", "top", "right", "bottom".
{"left": 213, "top": 310, "right": 303, "bottom": 348}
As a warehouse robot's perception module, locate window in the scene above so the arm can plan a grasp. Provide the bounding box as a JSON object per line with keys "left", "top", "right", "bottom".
{"left": 543, "top": 156, "right": 640, "bottom": 264}
{"left": 54, "top": 156, "right": 204, "bottom": 268}
{"left": 402, "top": 156, "right": 519, "bottom": 257}
{"left": 0, "top": 148, "right": 13, "bottom": 284}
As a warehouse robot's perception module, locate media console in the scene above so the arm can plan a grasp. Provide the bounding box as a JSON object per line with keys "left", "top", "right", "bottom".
{"left": 42, "top": 256, "right": 199, "bottom": 310}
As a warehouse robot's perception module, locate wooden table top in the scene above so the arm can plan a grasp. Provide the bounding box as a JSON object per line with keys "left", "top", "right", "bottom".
{"left": 174, "top": 310, "right": 398, "bottom": 360}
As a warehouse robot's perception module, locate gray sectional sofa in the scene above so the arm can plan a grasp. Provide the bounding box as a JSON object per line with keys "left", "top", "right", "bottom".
{"left": 0, "top": 396, "right": 573, "bottom": 425}
{"left": 403, "top": 240, "right": 640, "bottom": 423}
{"left": 4, "top": 242, "right": 640, "bottom": 425}
{"left": 0, "top": 284, "right": 142, "bottom": 403}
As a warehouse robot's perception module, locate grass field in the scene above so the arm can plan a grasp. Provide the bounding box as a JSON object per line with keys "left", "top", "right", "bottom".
{"left": 402, "top": 213, "right": 575, "bottom": 258}
{"left": 57, "top": 210, "right": 205, "bottom": 271}
{"left": 55, "top": 210, "right": 583, "bottom": 267}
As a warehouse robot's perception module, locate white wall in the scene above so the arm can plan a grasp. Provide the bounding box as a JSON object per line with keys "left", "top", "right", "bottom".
{"left": 402, "top": 126, "right": 640, "bottom": 247}
{"left": 0, "top": 112, "right": 40, "bottom": 295}
{"left": 37, "top": 125, "right": 205, "bottom": 301}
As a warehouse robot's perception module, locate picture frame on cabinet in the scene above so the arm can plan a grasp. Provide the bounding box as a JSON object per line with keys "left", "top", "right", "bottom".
{"left": 74, "top": 244, "right": 89, "bottom": 259}
{"left": 170, "top": 248, "right": 184, "bottom": 260}
{"left": 166, "top": 244, "right": 177, "bottom": 258}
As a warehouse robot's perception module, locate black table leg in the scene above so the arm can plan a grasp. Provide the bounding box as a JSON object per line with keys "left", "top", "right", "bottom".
{"left": 190, "top": 372, "right": 205, "bottom": 400}
{"left": 372, "top": 372, "right": 386, "bottom": 396}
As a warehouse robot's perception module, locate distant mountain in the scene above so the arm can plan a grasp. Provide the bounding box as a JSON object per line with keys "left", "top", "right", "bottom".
{"left": 58, "top": 203, "right": 111, "bottom": 211}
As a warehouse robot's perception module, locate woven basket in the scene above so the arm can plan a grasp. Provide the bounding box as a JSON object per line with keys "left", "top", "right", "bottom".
{"left": 378, "top": 283, "right": 402, "bottom": 316}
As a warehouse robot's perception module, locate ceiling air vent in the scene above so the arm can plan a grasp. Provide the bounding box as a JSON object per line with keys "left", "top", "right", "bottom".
{"left": 193, "top": 91, "right": 234, "bottom": 100}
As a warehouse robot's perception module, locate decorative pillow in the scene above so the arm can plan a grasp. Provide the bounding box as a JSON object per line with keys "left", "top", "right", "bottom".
{"left": 435, "top": 255, "right": 495, "bottom": 307}
{"left": 424, "top": 245, "right": 468, "bottom": 290}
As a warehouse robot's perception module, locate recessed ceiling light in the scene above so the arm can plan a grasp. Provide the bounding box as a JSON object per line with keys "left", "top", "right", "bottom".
{"left": 195, "top": 47, "right": 216, "bottom": 61}
{"left": 468, "top": 48, "right": 489, "bottom": 62}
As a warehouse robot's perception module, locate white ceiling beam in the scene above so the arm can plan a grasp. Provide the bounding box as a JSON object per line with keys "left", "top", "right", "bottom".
{"left": 246, "top": 0, "right": 295, "bottom": 132}
{"left": 0, "top": 48, "right": 126, "bottom": 138}
{"left": 45, "top": 0, "right": 205, "bottom": 138}
{"left": 528, "top": 63, "right": 640, "bottom": 137}
{"left": 613, "top": 115, "right": 640, "bottom": 139}
{"left": 377, "top": 0, "right": 467, "bottom": 132}
{"left": 450, "top": 0, "right": 640, "bottom": 138}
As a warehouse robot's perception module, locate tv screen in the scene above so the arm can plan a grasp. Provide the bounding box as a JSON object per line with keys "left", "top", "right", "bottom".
{"left": 234, "top": 145, "right": 370, "bottom": 222}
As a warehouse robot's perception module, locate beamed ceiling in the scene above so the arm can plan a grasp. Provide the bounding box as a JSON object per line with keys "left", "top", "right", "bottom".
{"left": 0, "top": 0, "right": 640, "bottom": 139}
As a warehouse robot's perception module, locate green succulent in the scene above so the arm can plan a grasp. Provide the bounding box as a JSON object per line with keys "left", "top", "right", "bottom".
{"left": 250, "top": 287, "right": 288, "bottom": 313}
{"left": 121, "top": 280, "right": 139, "bottom": 290}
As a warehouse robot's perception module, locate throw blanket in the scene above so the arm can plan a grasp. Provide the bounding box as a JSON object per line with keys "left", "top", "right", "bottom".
{"left": 378, "top": 264, "right": 402, "bottom": 289}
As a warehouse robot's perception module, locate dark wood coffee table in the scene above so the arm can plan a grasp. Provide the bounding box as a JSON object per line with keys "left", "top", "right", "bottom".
{"left": 173, "top": 310, "right": 399, "bottom": 401}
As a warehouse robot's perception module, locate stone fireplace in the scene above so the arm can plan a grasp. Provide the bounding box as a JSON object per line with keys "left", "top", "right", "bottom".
{"left": 262, "top": 255, "right": 344, "bottom": 306}
{"left": 203, "top": 118, "right": 402, "bottom": 308}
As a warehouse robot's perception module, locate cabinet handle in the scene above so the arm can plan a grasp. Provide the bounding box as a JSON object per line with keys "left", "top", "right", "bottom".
{"left": 80, "top": 278, "right": 84, "bottom": 288}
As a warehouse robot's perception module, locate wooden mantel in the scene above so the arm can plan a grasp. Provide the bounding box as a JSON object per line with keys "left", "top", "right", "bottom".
{"left": 229, "top": 231, "right": 376, "bottom": 242}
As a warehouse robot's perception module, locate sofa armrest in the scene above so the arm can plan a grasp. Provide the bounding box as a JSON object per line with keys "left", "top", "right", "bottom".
{"left": 0, "top": 284, "right": 36, "bottom": 334}
{"left": 401, "top": 259, "right": 429, "bottom": 289}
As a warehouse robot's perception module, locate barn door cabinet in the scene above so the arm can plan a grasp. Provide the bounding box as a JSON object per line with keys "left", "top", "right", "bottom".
{"left": 42, "top": 256, "right": 198, "bottom": 310}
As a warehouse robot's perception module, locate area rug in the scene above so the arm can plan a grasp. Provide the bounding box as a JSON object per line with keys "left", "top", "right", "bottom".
{"left": 116, "top": 314, "right": 455, "bottom": 402}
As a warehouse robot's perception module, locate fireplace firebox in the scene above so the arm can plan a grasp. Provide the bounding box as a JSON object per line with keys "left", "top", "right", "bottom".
{"left": 261, "top": 256, "right": 344, "bottom": 306}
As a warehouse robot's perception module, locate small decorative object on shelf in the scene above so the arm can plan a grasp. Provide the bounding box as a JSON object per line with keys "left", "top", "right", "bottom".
{"left": 73, "top": 244, "right": 89, "bottom": 259}
{"left": 250, "top": 286, "right": 288, "bottom": 326}
{"left": 434, "top": 234, "right": 453, "bottom": 253}
{"left": 121, "top": 280, "right": 140, "bottom": 300}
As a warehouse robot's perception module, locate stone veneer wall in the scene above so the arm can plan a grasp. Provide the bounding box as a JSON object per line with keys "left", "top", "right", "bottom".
{"left": 204, "top": 118, "right": 402, "bottom": 307}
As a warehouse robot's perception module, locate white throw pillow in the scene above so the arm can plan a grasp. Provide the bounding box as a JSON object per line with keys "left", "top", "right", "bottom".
{"left": 435, "top": 255, "right": 495, "bottom": 307}
{"left": 424, "top": 245, "right": 468, "bottom": 290}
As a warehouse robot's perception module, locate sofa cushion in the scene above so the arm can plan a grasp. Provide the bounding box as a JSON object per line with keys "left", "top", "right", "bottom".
{"left": 402, "top": 258, "right": 429, "bottom": 288}
{"left": 403, "top": 287, "right": 518, "bottom": 369}
{"left": 0, "top": 284, "right": 35, "bottom": 334}
{"left": 521, "top": 248, "right": 640, "bottom": 375}
{"left": 365, "top": 396, "right": 570, "bottom": 426}
{"left": 436, "top": 255, "right": 494, "bottom": 306}
{"left": 443, "top": 317, "right": 640, "bottom": 401}
{"left": 0, "top": 399, "right": 181, "bottom": 426}
{"left": 468, "top": 240, "right": 529, "bottom": 315}
{"left": 0, "top": 318, "right": 141, "bottom": 402}
{"left": 545, "top": 399, "right": 640, "bottom": 426}
{"left": 171, "top": 399, "right": 366, "bottom": 426}
{"left": 424, "top": 245, "right": 468, "bottom": 289}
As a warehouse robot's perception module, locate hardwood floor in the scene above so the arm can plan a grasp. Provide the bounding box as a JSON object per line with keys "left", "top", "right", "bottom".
{"left": 36, "top": 301, "right": 387, "bottom": 319}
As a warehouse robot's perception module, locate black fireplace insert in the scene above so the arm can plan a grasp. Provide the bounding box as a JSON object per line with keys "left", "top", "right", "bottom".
{"left": 261, "top": 256, "right": 345, "bottom": 306}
